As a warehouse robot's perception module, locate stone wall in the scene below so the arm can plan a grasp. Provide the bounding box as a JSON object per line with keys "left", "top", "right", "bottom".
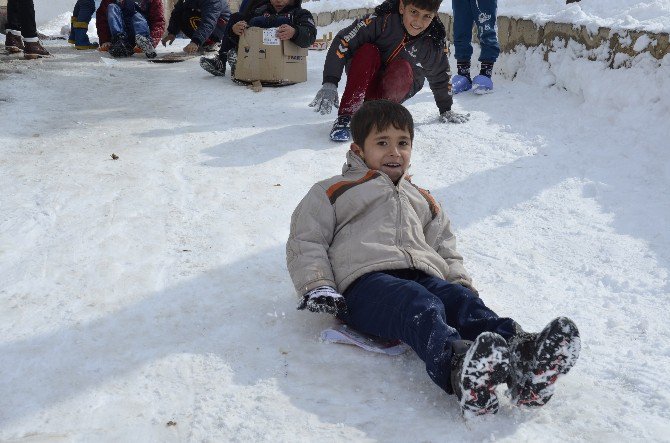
{"left": 314, "top": 9, "right": 669, "bottom": 62}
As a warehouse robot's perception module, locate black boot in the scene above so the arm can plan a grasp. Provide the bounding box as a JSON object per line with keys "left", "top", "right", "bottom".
{"left": 450, "top": 332, "right": 510, "bottom": 417}
{"left": 507, "top": 317, "right": 581, "bottom": 407}
{"left": 109, "top": 33, "right": 133, "bottom": 58}
{"left": 200, "top": 54, "right": 227, "bottom": 76}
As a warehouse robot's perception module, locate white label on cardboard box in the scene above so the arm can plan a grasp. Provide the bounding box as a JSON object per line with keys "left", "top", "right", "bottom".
{"left": 262, "top": 28, "right": 281, "bottom": 46}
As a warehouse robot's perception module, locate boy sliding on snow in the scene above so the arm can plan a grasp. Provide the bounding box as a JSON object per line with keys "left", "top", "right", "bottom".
{"left": 199, "top": 0, "right": 316, "bottom": 78}
{"left": 309, "top": 0, "right": 469, "bottom": 142}
{"left": 162, "top": 0, "right": 232, "bottom": 54}
{"left": 287, "top": 100, "right": 581, "bottom": 416}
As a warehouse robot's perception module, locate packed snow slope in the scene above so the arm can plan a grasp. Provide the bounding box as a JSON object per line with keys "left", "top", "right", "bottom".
{"left": 1, "top": 20, "right": 670, "bottom": 443}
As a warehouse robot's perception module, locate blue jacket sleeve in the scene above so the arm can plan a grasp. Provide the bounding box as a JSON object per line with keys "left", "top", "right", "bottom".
{"left": 190, "top": 0, "right": 225, "bottom": 45}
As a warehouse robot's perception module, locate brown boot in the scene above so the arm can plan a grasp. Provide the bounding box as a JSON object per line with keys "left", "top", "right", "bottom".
{"left": 23, "top": 40, "right": 51, "bottom": 59}
{"left": 4, "top": 31, "right": 24, "bottom": 53}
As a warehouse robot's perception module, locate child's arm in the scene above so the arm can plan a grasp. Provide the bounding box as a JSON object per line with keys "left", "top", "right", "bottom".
{"left": 288, "top": 8, "right": 317, "bottom": 48}
{"left": 423, "top": 204, "right": 473, "bottom": 287}
{"left": 423, "top": 47, "right": 470, "bottom": 123}
{"left": 148, "top": 0, "right": 167, "bottom": 47}
{"left": 189, "top": 0, "right": 225, "bottom": 47}
{"left": 286, "top": 184, "right": 338, "bottom": 296}
{"left": 321, "top": 15, "right": 382, "bottom": 88}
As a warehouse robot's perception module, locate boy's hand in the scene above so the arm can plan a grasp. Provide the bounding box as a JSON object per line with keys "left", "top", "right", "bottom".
{"left": 297, "top": 286, "right": 348, "bottom": 316}
{"left": 232, "top": 21, "right": 248, "bottom": 36}
{"left": 440, "top": 110, "right": 470, "bottom": 124}
{"left": 276, "top": 24, "right": 296, "bottom": 40}
{"left": 309, "top": 83, "right": 339, "bottom": 114}
{"left": 183, "top": 41, "right": 199, "bottom": 54}
{"left": 162, "top": 33, "right": 176, "bottom": 46}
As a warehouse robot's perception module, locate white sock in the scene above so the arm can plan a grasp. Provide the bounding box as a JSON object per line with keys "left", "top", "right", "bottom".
{"left": 23, "top": 37, "right": 39, "bottom": 43}
{"left": 7, "top": 29, "right": 22, "bottom": 36}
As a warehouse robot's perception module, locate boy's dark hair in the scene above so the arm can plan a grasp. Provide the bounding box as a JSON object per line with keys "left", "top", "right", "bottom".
{"left": 402, "top": 0, "right": 442, "bottom": 12}
{"left": 351, "top": 100, "right": 415, "bottom": 147}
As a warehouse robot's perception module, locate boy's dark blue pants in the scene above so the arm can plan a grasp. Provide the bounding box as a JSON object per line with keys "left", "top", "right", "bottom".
{"left": 341, "top": 269, "right": 516, "bottom": 394}
{"left": 452, "top": 0, "right": 500, "bottom": 62}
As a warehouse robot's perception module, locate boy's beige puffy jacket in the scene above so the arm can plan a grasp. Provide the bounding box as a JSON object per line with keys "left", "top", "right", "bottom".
{"left": 286, "top": 151, "right": 472, "bottom": 296}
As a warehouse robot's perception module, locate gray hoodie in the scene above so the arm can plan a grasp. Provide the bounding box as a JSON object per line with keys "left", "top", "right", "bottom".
{"left": 286, "top": 151, "right": 472, "bottom": 297}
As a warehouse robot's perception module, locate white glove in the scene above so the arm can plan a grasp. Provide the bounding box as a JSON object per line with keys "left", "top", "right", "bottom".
{"left": 308, "top": 83, "right": 339, "bottom": 115}
{"left": 297, "top": 285, "right": 347, "bottom": 316}
{"left": 440, "top": 110, "right": 470, "bottom": 123}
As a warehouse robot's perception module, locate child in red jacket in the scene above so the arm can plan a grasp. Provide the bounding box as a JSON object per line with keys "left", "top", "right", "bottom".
{"left": 96, "top": 0, "right": 166, "bottom": 58}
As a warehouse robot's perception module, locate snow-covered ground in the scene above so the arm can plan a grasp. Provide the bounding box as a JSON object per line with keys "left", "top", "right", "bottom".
{"left": 2, "top": 2, "right": 670, "bottom": 441}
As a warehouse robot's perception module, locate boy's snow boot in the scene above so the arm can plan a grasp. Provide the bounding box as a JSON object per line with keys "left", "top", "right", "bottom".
{"left": 330, "top": 115, "right": 352, "bottom": 142}
{"left": 472, "top": 75, "right": 494, "bottom": 94}
{"left": 451, "top": 75, "right": 472, "bottom": 94}
{"left": 109, "top": 34, "right": 133, "bottom": 58}
{"left": 507, "top": 317, "right": 581, "bottom": 407}
{"left": 73, "top": 21, "right": 99, "bottom": 50}
{"left": 135, "top": 34, "right": 157, "bottom": 59}
{"left": 23, "top": 40, "right": 51, "bottom": 59}
{"left": 451, "top": 332, "right": 510, "bottom": 417}
{"left": 68, "top": 16, "right": 76, "bottom": 43}
{"left": 4, "top": 31, "right": 24, "bottom": 53}
{"left": 227, "top": 49, "right": 237, "bottom": 78}
{"left": 452, "top": 60, "right": 472, "bottom": 94}
{"left": 200, "top": 54, "right": 227, "bottom": 76}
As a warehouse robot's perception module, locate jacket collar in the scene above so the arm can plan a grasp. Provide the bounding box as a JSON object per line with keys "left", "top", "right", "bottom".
{"left": 342, "top": 150, "right": 409, "bottom": 185}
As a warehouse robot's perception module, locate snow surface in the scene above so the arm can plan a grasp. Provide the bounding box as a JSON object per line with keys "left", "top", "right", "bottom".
{"left": 2, "top": 4, "right": 670, "bottom": 442}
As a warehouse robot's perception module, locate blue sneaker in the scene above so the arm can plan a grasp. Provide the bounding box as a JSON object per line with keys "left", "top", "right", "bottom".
{"left": 472, "top": 74, "right": 494, "bottom": 94}
{"left": 330, "top": 115, "right": 352, "bottom": 142}
{"left": 451, "top": 74, "right": 472, "bottom": 94}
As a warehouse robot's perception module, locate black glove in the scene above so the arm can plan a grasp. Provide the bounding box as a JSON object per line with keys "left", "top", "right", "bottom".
{"left": 297, "top": 285, "right": 348, "bottom": 316}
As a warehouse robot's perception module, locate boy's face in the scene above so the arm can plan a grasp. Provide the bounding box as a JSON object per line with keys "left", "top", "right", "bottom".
{"left": 270, "top": 0, "right": 292, "bottom": 12}
{"left": 351, "top": 125, "right": 413, "bottom": 183}
{"left": 398, "top": 0, "right": 436, "bottom": 37}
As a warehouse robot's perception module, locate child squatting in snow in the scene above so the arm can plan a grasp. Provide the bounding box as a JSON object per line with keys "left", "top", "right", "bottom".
{"left": 286, "top": 100, "right": 581, "bottom": 417}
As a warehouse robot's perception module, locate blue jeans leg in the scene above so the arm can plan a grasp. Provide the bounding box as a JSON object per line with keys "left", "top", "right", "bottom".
{"left": 341, "top": 271, "right": 462, "bottom": 394}
{"left": 107, "top": 3, "right": 125, "bottom": 37}
{"left": 415, "top": 274, "right": 516, "bottom": 340}
{"left": 131, "top": 11, "right": 150, "bottom": 38}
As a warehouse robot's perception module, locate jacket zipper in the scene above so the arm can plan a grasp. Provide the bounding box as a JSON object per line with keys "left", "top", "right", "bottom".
{"left": 393, "top": 181, "right": 415, "bottom": 269}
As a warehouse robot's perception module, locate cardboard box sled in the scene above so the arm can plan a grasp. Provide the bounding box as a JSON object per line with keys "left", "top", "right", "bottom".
{"left": 235, "top": 27, "right": 308, "bottom": 85}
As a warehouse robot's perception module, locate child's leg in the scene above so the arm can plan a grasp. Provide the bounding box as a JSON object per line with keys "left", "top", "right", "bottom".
{"left": 216, "top": 13, "right": 244, "bottom": 59}
{"left": 73, "top": 0, "right": 98, "bottom": 49}
{"left": 106, "top": 3, "right": 126, "bottom": 38}
{"left": 338, "top": 44, "right": 383, "bottom": 116}
{"left": 472, "top": 0, "right": 499, "bottom": 63}
{"left": 341, "top": 271, "right": 463, "bottom": 394}
{"left": 130, "top": 11, "right": 150, "bottom": 40}
{"left": 451, "top": 0, "right": 474, "bottom": 63}
{"left": 372, "top": 58, "right": 413, "bottom": 103}
{"left": 416, "top": 274, "right": 517, "bottom": 341}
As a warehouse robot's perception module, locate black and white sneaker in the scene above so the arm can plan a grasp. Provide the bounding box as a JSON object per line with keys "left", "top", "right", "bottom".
{"left": 452, "top": 332, "right": 510, "bottom": 417}
{"left": 200, "top": 55, "right": 227, "bottom": 76}
{"left": 330, "top": 115, "right": 352, "bottom": 142}
{"left": 227, "top": 49, "right": 237, "bottom": 78}
{"left": 507, "top": 317, "right": 581, "bottom": 407}
{"left": 135, "top": 34, "right": 156, "bottom": 59}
